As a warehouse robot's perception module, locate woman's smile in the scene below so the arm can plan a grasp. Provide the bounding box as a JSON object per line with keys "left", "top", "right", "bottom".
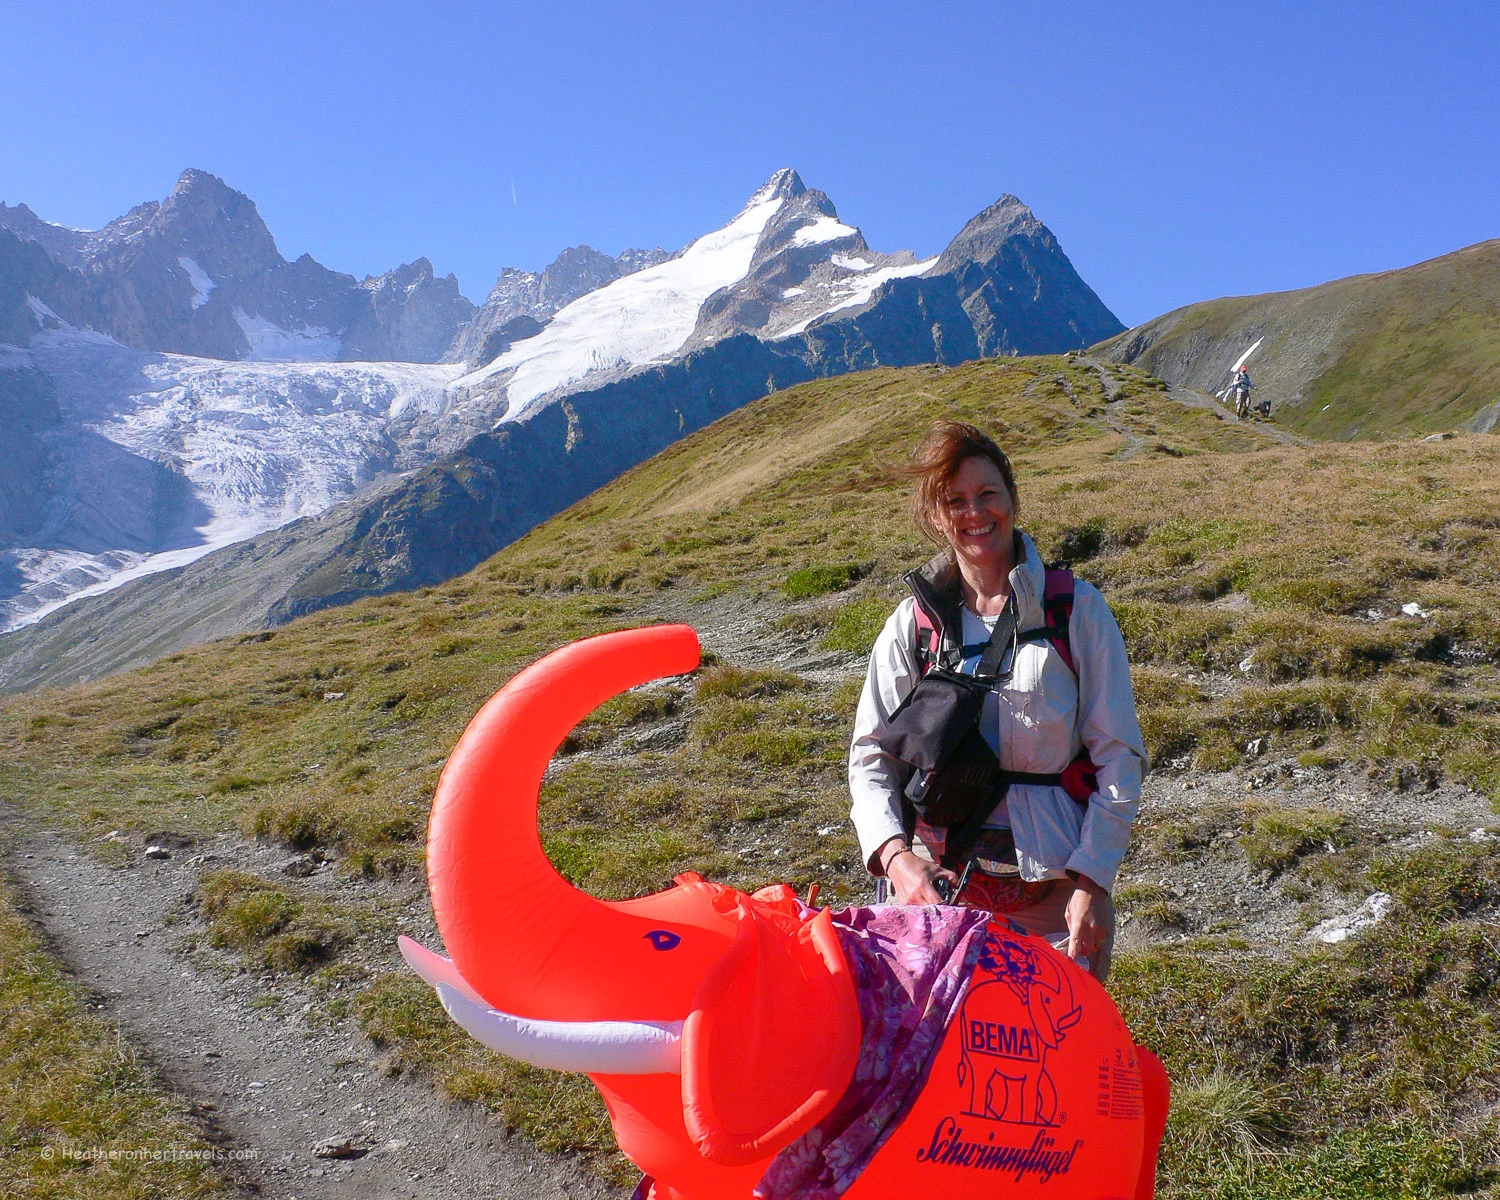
{"left": 941, "top": 457, "right": 1015, "bottom": 566}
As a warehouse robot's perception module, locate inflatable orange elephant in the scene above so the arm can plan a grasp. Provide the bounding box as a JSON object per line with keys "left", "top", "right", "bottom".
{"left": 400, "top": 625, "right": 1169, "bottom": 1199}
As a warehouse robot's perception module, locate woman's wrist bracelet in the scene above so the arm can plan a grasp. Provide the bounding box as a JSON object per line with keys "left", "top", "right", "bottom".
{"left": 881, "top": 844, "right": 911, "bottom": 874}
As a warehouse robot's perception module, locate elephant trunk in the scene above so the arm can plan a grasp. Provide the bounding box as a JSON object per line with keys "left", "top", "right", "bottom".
{"left": 426, "top": 625, "right": 735, "bottom": 1022}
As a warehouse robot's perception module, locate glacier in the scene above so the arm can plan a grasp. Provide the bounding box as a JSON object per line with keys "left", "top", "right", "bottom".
{"left": 3, "top": 328, "right": 461, "bottom": 631}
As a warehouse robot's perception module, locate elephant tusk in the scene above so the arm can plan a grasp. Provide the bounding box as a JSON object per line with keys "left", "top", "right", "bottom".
{"left": 400, "top": 935, "right": 683, "bottom": 1075}
{"left": 435, "top": 984, "right": 684, "bottom": 1075}
{"left": 399, "top": 934, "right": 487, "bottom": 1004}
{"left": 426, "top": 625, "right": 711, "bottom": 1020}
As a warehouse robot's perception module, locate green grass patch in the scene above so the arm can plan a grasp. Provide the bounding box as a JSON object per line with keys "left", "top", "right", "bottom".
{"left": 822, "top": 598, "right": 892, "bottom": 654}
{"left": 196, "top": 869, "right": 350, "bottom": 973}
{"left": 559, "top": 685, "right": 684, "bottom": 754}
{"left": 1242, "top": 807, "right": 1354, "bottom": 873}
{"left": 1366, "top": 840, "right": 1500, "bottom": 922}
{"left": 783, "top": 562, "right": 862, "bottom": 599}
{"left": 1174, "top": 1122, "right": 1488, "bottom": 1200}
{"left": 695, "top": 665, "right": 802, "bottom": 701}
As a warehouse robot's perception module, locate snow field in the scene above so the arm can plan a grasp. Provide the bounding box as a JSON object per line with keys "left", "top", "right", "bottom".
{"left": 458, "top": 194, "right": 788, "bottom": 418}
{"left": 177, "top": 257, "right": 216, "bottom": 308}
{"left": 790, "top": 215, "right": 859, "bottom": 247}
{"left": 777, "top": 257, "right": 938, "bottom": 337}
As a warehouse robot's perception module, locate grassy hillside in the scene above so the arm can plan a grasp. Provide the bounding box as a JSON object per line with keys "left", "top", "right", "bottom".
{"left": 1095, "top": 239, "right": 1500, "bottom": 440}
{"left": 3, "top": 355, "right": 1500, "bottom": 1197}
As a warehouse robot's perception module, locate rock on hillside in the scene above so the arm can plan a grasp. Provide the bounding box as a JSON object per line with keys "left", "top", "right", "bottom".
{"left": 1095, "top": 238, "right": 1500, "bottom": 438}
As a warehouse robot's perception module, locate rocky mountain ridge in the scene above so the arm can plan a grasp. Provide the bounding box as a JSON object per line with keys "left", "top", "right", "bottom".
{"left": 1, "top": 170, "right": 474, "bottom": 363}
{"left": 0, "top": 168, "right": 1124, "bottom": 681}
{"left": 446, "top": 244, "right": 675, "bottom": 368}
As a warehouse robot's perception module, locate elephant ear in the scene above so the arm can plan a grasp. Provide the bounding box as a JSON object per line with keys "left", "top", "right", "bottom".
{"left": 681, "top": 905, "right": 860, "bottom": 1166}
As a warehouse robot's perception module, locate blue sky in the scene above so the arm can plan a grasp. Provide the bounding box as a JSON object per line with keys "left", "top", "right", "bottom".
{"left": 2, "top": 1, "right": 1495, "bottom": 326}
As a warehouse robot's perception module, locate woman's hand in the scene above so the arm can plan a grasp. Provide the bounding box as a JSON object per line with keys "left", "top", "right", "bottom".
{"left": 1065, "top": 872, "right": 1114, "bottom": 979}
{"left": 884, "top": 843, "right": 959, "bottom": 905}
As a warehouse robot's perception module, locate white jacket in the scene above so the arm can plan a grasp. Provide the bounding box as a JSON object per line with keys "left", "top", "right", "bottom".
{"left": 848, "top": 533, "right": 1146, "bottom": 893}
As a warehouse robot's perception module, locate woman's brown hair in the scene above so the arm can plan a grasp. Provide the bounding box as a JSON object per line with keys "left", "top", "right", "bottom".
{"left": 908, "top": 420, "right": 1018, "bottom": 546}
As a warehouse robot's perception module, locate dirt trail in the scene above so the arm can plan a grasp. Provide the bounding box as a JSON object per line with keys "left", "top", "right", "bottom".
{"left": 1076, "top": 354, "right": 1309, "bottom": 449}
{"left": 4, "top": 822, "right": 611, "bottom": 1200}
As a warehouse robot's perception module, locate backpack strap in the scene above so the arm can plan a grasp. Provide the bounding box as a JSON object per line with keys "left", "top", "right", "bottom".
{"left": 1039, "top": 566, "right": 1076, "bottom": 675}
{"left": 907, "top": 563, "right": 966, "bottom": 675}
{"left": 912, "top": 598, "right": 942, "bottom": 674}
{"left": 1018, "top": 567, "right": 1098, "bottom": 806}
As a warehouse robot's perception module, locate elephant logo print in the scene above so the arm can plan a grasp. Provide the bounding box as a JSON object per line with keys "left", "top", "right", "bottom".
{"left": 955, "top": 933, "right": 1083, "bottom": 1126}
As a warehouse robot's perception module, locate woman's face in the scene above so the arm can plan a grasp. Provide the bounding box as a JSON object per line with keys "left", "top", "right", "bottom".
{"left": 937, "top": 455, "right": 1016, "bottom": 569}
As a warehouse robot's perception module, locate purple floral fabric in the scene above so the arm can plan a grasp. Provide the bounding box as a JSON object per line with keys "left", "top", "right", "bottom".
{"left": 754, "top": 904, "right": 994, "bottom": 1200}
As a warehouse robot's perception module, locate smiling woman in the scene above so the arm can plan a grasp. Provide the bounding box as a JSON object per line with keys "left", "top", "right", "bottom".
{"left": 848, "top": 420, "right": 1148, "bottom": 983}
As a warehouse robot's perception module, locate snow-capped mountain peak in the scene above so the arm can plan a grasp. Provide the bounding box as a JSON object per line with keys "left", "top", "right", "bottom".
{"left": 684, "top": 178, "right": 934, "bottom": 348}
{"left": 456, "top": 172, "right": 797, "bottom": 416}
{"left": 749, "top": 167, "right": 807, "bottom": 205}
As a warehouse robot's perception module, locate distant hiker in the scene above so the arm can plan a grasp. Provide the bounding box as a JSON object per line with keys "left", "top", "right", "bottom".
{"left": 1231, "top": 366, "right": 1255, "bottom": 418}
{"left": 848, "top": 421, "right": 1146, "bottom": 982}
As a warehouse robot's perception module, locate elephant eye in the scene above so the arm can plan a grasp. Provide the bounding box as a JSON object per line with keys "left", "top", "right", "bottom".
{"left": 645, "top": 930, "right": 682, "bottom": 951}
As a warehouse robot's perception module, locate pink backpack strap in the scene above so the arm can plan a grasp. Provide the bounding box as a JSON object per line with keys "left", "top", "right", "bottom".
{"left": 911, "top": 600, "right": 941, "bottom": 674}
{"left": 1041, "top": 567, "right": 1076, "bottom": 675}
{"left": 1043, "top": 567, "right": 1102, "bottom": 804}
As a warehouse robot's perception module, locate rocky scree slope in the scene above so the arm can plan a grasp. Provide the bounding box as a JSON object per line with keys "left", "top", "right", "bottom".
{"left": 1095, "top": 238, "right": 1500, "bottom": 440}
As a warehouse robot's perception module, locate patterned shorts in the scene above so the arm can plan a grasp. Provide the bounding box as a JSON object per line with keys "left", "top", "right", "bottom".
{"left": 909, "top": 826, "right": 1057, "bottom": 915}
{"left": 954, "top": 870, "right": 1056, "bottom": 914}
